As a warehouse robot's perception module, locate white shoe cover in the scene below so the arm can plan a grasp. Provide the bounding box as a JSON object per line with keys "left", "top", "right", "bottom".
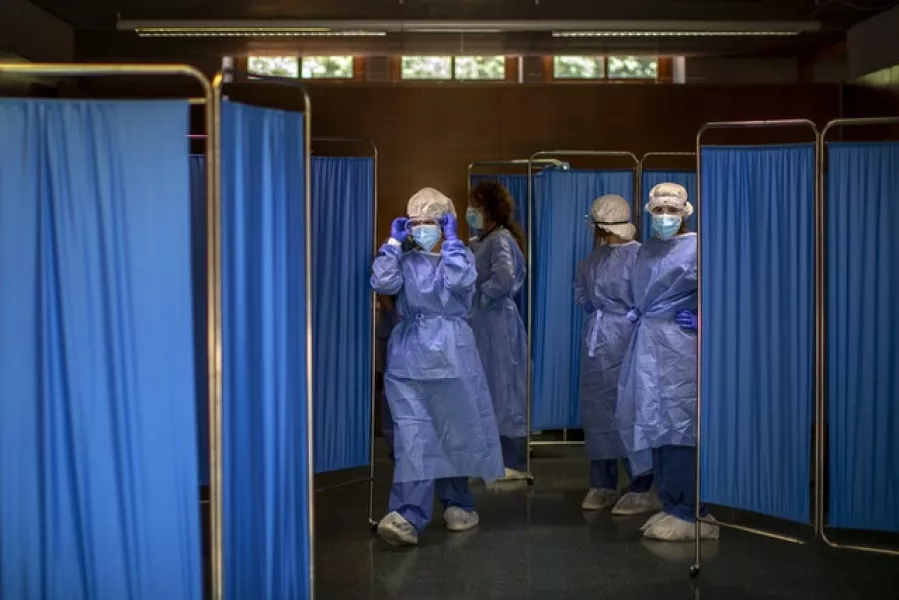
{"left": 642, "top": 513, "right": 720, "bottom": 542}
{"left": 377, "top": 511, "right": 419, "bottom": 546}
{"left": 581, "top": 488, "right": 619, "bottom": 511}
{"left": 501, "top": 468, "right": 528, "bottom": 481}
{"left": 611, "top": 491, "right": 662, "bottom": 516}
{"left": 444, "top": 507, "right": 480, "bottom": 532}
{"left": 640, "top": 511, "right": 668, "bottom": 532}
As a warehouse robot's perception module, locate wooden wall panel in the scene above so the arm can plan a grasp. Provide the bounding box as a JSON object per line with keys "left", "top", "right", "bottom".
{"left": 305, "top": 83, "right": 843, "bottom": 238}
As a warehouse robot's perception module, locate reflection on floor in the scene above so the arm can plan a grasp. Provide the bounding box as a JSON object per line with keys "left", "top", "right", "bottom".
{"left": 314, "top": 445, "right": 898, "bottom": 600}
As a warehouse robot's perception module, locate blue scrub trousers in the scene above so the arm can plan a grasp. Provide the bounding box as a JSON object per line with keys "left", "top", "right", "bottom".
{"left": 501, "top": 436, "right": 527, "bottom": 472}
{"left": 389, "top": 478, "right": 475, "bottom": 532}
{"left": 381, "top": 391, "right": 394, "bottom": 462}
{"left": 654, "top": 445, "right": 707, "bottom": 522}
{"left": 590, "top": 459, "right": 654, "bottom": 492}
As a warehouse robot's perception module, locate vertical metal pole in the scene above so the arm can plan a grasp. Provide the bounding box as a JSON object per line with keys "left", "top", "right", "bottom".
{"left": 691, "top": 133, "right": 704, "bottom": 577}
{"left": 368, "top": 145, "right": 379, "bottom": 526}
{"left": 526, "top": 158, "right": 535, "bottom": 478}
{"left": 814, "top": 131, "right": 824, "bottom": 538}
{"left": 209, "top": 73, "right": 224, "bottom": 600}
{"left": 302, "top": 93, "right": 316, "bottom": 600}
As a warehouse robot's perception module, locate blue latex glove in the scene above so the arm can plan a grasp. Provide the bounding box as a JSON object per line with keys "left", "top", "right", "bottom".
{"left": 390, "top": 217, "right": 409, "bottom": 243}
{"left": 675, "top": 310, "right": 698, "bottom": 331}
{"left": 479, "top": 294, "right": 492, "bottom": 310}
{"left": 583, "top": 301, "right": 597, "bottom": 314}
{"left": 441, "top": 214, "right": 459, "bottom": 242}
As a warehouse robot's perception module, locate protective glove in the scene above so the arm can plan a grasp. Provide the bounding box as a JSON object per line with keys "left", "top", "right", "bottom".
{"left": 441, "top": 214, "right": 459, "bottom": 242}
{"left": 479, "top": 294, "right": 492, "bottom": 310}
{"left": 390, "top": 217, "right": 409, "bottom": 243}
{"left": 675, "top": 310, "right": 698, "bottom": 332}
{"left": 583, "top": 301, "right": 597, "bottom": 315}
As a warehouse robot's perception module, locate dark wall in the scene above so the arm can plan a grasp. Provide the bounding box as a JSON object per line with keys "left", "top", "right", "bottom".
{"left": 303, "top": 83, "right": 842, "bottom": 238}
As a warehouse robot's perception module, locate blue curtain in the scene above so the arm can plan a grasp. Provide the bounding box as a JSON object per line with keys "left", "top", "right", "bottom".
{"left": 641, "top": 169, "right": 697, "bottom": 241}
{"left": 469, "top": 173, "right": 530, "bottom": 320}
{"left": 699, "top": 145, "right": 814, "bottom": 524}
{"left": 221, "top": 100, "right": 310, "bottom": 598}
{"left": 531, "top": 169, "right": 634, "bottom": 430}
{"left": 189, "top": 155, "right": 209, "bottom": 487}
{"left": 826, "top": 142, "right": 899, "bottom": 533}
{"left": 312, "top": 156, "right": 374, "bottom": 473}
{"left": 0, "top": 100, "right": 201, "bottom": 599}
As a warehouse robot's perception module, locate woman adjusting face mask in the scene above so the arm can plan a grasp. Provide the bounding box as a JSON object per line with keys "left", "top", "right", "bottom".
{"left": 646, "top": 183, "right": 693, "bottom": 241}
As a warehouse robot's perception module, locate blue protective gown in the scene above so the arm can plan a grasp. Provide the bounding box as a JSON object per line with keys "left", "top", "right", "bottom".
{"left": 574, "top": 241, "right": 641, "bottom": 461}
{"left": 617, "top": 233, "right": 698, "bottom": 475}
{"left": 469, "top": 229, "right": 528, "bottom": 439}
{"left": 371, "top": 240, "right": 505, "bottom": 484}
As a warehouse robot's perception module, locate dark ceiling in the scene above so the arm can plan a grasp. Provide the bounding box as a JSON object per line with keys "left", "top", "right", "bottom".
{"left": 27, "top": 0, "right": 892, "bottom": 58}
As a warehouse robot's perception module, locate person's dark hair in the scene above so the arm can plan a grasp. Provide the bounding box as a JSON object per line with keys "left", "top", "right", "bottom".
{"left": 470, "top": 180, "right": 526, "bottom": 252}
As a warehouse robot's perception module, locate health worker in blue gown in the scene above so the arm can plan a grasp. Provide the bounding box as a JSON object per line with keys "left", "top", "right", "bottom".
{"left": 575, "top": 194, "right": 661, "bottom": 516}
{"left": 371, "top": 187, "right": 504, "bottom": 546}
{"left": 616, "top": 182, "right": 719, "bottom": 542}
{"left": 466, "top": 180, "right": 530, "bottom": 481}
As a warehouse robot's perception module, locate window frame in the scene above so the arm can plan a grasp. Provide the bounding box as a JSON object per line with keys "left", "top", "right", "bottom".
{"left": 545, "top": 56, "right": 671, "bottom": 83}
{"left": 394, "top": 56, "right": 516, "bottom": 83}
{"left": 238, "top": 55, "right": 364, "bottom": 81}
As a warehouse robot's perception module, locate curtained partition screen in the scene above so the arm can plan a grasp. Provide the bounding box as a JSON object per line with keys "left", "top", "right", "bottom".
{"left": 0, "top": 99, "right": 202, "bottom": 599}
{"left": 312, "top": 156, "right": 375, "bottom": 473}
{"left": 699, "top": 145, "right": 815, "bottom": 524}
{"left": 220, "top": 100, "right": 310, "bottom": 598}
{"left": 641, "top": 170, "right": 697, "bottom": 241}
{"left": 825, "top": 142, "right": 899, "bottom": 534}
{"left": 531, "top": 169, "right": 634, "bottom": 431}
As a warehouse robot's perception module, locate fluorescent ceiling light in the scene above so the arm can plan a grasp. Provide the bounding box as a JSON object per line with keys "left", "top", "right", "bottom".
{"left": 553, "top": 30, "right": 802, "bottom": 37}
{"left": 133, "top": 27, "right": 386, "bottom": 38}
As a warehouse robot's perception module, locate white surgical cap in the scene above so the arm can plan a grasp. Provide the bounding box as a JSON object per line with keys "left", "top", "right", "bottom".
{"left": 645, "top": 182, "right": 694, "bottom": 217}
{"left": 590, "top": 194, "right": 636, "bottom": 241}
{"left": 407, "top": 187, "right": 456, "bottom": 220}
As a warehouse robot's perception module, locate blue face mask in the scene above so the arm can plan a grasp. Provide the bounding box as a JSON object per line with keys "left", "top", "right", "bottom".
{"left": 466, "top": 207, "right": 484, "bottom": 231}
{"left": 411, "top": 224, "right": 441, "bottom": 252}
{"left": 651, "top": 214, "right": 681, "bottom": 240}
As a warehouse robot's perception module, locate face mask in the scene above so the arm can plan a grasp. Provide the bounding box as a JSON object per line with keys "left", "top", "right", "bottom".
{"left": 466, "top": 207, "right": 484, "bottom": 231}
{"left": 411, "top": 224, "right": 441, "bottom": 252}
{"left": 651, "top": 214, "right": 681, "bottom": 241}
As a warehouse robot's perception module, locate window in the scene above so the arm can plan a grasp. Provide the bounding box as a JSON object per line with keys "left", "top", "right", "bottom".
{"left": 607, "top": 56, "right": 658, "bottom": 79}
{"left": 454, "top": 56, "right": 506, "bottom": 80}
{"left": 401, "top": 56, "right": 453, "bottom": 80}
{"left": 551, "top": 55, "right": 659, "bottom": 81}
{"left": 301, "top": 56, "right": 354, "bottom": 79}
{"left": 247, "top": 55, "right": 355, "bottom": 79}
{"left": 553, "top": 56, "right": 605, "bottom": 79}
{"left": 400, "top": 56, "right": 507, "bottom": 80}
{"left": 248, "top": 56, "right": 299, "bottom": 78}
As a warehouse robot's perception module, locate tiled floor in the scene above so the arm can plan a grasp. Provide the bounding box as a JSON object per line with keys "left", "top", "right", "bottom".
{"left": 314, "top": 445, "right": 899, "bottom": 600}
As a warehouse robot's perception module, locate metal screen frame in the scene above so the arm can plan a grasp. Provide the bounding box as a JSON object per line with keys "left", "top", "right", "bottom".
{"left": 818, "top": 116, "right": 899, "bottom": 558}
{"left": 525, "top": 150, "right": 640, "bottom": 476}
{"left": 467, "top": 158, "right": 572, "bottom": 483}
{"left": 212, "top": 68, "right": 314, "bottom": 600}
{"left": 0, "top": 60, "right": 217, "bottom": 598}
{"left": 691, "top": 120, "right": 821, "bottom": 578}
{"left": 306, "top": 137, "right": 381, "bottom": 529}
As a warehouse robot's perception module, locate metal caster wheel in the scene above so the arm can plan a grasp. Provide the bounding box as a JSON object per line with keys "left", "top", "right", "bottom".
{"left": 526, "top": 475, "right": 536, "bottom": 486}
{"left": 689, "top": 565, "right": 700, "bottom": 578}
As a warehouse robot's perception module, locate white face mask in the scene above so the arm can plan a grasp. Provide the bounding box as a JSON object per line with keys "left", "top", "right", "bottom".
{"left": 411, "top": 224, "right": 441, "bottom": 252}
{"left": 651, "top": 214, "right": 681, "bottom": 240}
